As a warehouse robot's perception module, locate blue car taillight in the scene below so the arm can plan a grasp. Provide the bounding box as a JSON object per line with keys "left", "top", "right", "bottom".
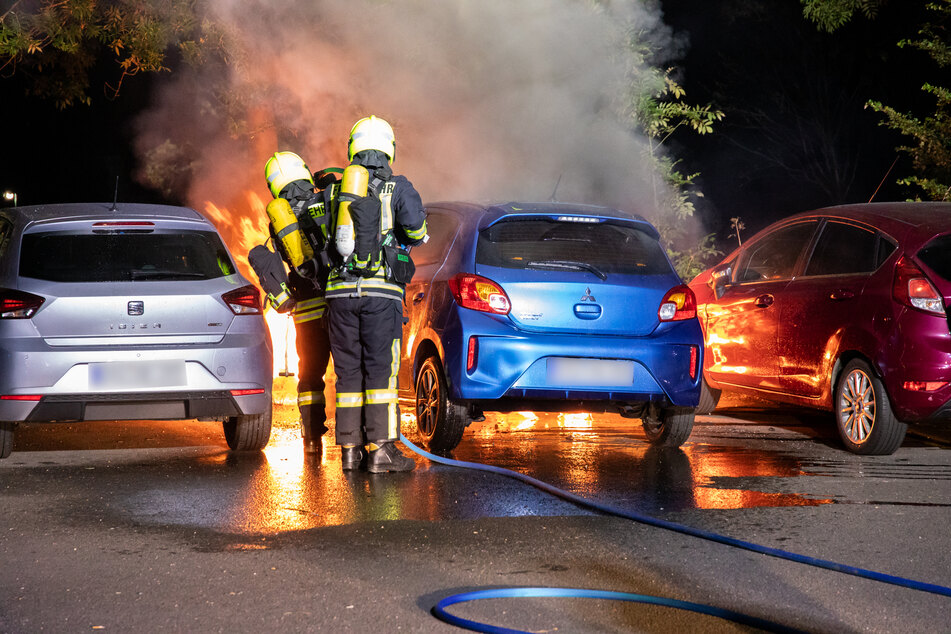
{"left": 0, "top": 288, "right": 45, "bottom": 319}
{"left": 658, "top": 285, "right": 696, "bottom": 322}
{"left": 448, "top": 273, "right": 511, "bottom": 315}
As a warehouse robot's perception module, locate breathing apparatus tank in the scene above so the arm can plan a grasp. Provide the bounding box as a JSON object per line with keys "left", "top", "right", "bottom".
{"left": 334, "top": 164, "right": 369, "bottom": 260}
{"left": 266, "top": 197, "right": 314, "bottom": 268}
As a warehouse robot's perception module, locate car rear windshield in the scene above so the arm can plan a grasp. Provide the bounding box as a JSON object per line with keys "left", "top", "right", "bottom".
{"left": 19, "top": 230, "right": 236, "bottom": 282}
{"left": 919, "top": 235, "right": 951, "bottom": 283}
{"left": 476, "top": 218, "right": 670, "bottom": 277}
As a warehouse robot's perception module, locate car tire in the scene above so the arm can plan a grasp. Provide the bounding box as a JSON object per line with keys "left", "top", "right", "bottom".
{"left": 695, "top": 375, "right": 721, "bottom": 415}
{"left": 415, "top": 356, "right": 469, "bottom": 453}
{"left": 0, "top": 422, "right": 14, "bottom": 459}
{"left": 834, "top": 359, "right": 907, "bottom": 455}
{"left": 223, "top": 408, "right": 272, "bottom": 452}
{"left": 642, "top": 406, "right": 695, "bottom": 447}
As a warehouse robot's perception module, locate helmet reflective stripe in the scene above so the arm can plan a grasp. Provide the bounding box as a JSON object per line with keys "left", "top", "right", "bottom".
{"left": 264, "top": 151, "right": 313, "bottom": 198}
{"left": 348, "top": 115, "right": 396, "bottom": 162}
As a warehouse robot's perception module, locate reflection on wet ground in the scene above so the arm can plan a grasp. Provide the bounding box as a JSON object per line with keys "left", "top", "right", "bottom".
{"left": 11, "top": 386, "right": 951, "bottom": 537}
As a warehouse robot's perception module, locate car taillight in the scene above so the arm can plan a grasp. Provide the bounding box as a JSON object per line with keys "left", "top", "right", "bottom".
{"left": 658, "top": 285, "right": 696, "bottom": 321}
{"left": 223, "top": 285, "right": 262, "bottom": 315}
{"left": 448, "top": 273, "right": 511, "bottom": 315}
{"left": 893, "top": 256, "right": 945, "bottom": 315}
{"left": 0, "top": 289, "right": 45, "bottom": 319}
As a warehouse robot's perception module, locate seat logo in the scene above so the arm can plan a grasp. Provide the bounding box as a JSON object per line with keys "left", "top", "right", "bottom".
{"left": 128, "top": 301, "right": 145, "bottom": 316}
{"left": 580, "top": 288, "right": 596, "bottom": 302}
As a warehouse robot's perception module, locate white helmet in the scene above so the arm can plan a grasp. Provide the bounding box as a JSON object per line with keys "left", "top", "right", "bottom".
{"left": 347, "top": 115, "right": 396, "bottom": 163}
{"left": 264, "top": 151, "right": 313, "bottom": 198}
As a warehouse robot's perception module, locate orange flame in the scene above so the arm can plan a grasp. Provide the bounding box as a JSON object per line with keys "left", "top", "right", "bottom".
{"left": 203, "top": 193, "right": 302, "bottom": 378}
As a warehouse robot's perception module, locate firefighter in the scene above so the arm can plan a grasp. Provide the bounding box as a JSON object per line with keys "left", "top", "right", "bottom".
{"left": 261, "top": 151, "right": 339, "bottom": 454}
{"left": 326, "top": 115, "right": 428, "bottom": 473}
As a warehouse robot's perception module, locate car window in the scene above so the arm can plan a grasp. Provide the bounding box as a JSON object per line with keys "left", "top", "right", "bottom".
{"left": 412, "top": 210, "right": 459, "bottom": 266}
{"left": 734, "top": 221, "right": 817, "bottom": 282}
{"left": 476, "top": 218, "right": 671, "bottom": 276}
{"left": 19, "top": 230, "right": 236, "bottom": 282}
{"left": 918, "top": 234, "right": 951, "bottom": 283}
{"left": 804, "top": 221, "right": 879, "bottom": 276}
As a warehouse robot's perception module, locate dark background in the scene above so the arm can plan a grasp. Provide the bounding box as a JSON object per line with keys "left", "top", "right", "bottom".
{"left": 0, "top": 1, "right": 937, "bottom": 252}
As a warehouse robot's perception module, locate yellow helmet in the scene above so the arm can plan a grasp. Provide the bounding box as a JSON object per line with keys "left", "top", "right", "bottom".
{"left": 264, "top": 151, "right": 313, "bottom": 198}
{"left": 347, "top": 115, "right": 396, "bottom": 163}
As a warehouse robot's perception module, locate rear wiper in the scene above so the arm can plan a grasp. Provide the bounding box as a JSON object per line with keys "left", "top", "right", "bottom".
{"left": 526, "top": 260, "right": 607, "bottom": 281}
{"left": 129, "top": 269, "right": 206, "bottom": 280}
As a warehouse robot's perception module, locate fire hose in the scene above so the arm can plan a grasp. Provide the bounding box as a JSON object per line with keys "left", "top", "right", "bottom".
{"left": 398, "top": 434, "right": 951, "bottom": 633}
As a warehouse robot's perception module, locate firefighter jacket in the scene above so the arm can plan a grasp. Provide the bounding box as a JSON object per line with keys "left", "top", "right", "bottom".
{"left": 325, "top": 172, "right": 427, "bottom": 302}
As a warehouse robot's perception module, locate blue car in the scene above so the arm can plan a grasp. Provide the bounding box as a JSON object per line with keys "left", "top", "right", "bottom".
{"left": 398, "top": 202, "right": 703, "bottom": 452}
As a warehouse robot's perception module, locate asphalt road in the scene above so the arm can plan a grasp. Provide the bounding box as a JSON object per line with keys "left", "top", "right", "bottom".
{"left": 1, "top": 394, "right": 950, "bottom": 633}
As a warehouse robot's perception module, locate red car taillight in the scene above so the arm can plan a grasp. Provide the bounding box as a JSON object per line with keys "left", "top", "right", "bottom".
{"left": 0, "top": 289, "right": 45, "bottom": 319}
{"left": 223, "top": 285, "right": 262, "bottom": 315}
{"left": 448, "top": 273, "right": 511, "bottom": 315}
{"left": 658, "top": 285, "right": 696, "bottom": 322}
{"left": 893, "top": 256, "right": 945, "bottom": 316}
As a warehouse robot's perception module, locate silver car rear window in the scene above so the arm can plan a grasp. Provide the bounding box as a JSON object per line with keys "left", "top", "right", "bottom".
{"left": 19, "top": 230, "right": 236, "bottom": 282}
{"left": 476, "top": 218, "right": 670, "bottom": 276}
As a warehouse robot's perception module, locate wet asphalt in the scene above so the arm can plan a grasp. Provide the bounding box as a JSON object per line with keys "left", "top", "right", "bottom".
{"left": 1, "top": 395, "right": 950, "bottom": 633}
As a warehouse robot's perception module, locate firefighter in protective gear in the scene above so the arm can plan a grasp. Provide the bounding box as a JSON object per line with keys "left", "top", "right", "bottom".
{"left": 259, "top": 151, "right": 339, "bottom": 454}
{"left": 327, "top": 116, "right": 428, "bottom": 473}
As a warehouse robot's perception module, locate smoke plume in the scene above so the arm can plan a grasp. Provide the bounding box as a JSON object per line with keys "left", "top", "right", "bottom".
{"left": 133, "top": 0, "right": 684, "bottom": 264}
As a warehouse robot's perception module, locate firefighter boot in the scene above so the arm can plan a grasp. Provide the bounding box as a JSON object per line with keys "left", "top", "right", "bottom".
{"left": 341, "top": 445, "right": 364, "bottom": 471}
{"left": 301, "top": 421, "right": 325, "bottom": 454}
{"left": 366, "top": 441, "right": 415, "bottom": 473}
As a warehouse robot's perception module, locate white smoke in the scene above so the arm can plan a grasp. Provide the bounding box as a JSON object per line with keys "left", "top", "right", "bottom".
{"left": 133, "top": 0, "right": 683, "bottom": 247}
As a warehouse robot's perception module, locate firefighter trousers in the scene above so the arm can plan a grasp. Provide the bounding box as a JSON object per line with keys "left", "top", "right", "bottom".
{"left": 327, "top": 296, "right": 403, "bottom": 445}
{"left": 295, "top": 316, "right": 332, "bottom": 441}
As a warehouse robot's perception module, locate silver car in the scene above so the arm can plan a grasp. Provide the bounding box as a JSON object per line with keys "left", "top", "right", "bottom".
{"left": 0, "top": 203, "right": 273, "bottom": 458}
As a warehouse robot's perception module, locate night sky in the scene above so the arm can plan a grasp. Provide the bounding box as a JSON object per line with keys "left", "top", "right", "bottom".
{"left": 0, "top": 1, "right": 938, "bottom": 253}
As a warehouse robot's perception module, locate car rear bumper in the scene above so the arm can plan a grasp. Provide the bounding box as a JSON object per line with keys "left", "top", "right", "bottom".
{"left": 443, "top": 307, "right": 703, "bottom": 408}
{"left": 0, "top": 332, "right": 272, "bottom": 422}
{"left": 0, "top": 389, "right": 269, "bottom": 422}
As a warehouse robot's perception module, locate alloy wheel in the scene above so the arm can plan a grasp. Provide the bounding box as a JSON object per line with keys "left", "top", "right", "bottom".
{"left": 839, "top": 368, "right": 876, "bottom": 444}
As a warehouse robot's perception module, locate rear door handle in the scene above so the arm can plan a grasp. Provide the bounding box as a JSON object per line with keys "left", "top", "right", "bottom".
{"left": 830, "top": 289, "right": 855, "bottom": 301}
{"left": 412, "top": 292, "right": 426, "bottom": 304}
{"left": 754, "top": 294, "right": 774, "bottom": 308}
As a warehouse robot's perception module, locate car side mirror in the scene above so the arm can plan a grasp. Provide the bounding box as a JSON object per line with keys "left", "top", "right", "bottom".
{"left": 710, "top": 265, "right": 732, "bottom": 300}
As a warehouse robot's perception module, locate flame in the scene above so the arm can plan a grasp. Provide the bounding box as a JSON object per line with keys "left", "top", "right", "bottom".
{"left": 203, "top": 192, "right": 302, "bottom": 378}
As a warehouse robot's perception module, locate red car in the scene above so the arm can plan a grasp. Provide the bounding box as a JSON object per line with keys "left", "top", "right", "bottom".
{"left": 689, "top": 202, "right": 951, "bottom": 454}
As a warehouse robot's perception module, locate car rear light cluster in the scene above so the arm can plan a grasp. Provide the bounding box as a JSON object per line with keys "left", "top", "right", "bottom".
{"left": 658, "top": 285, "right": 697, "bottom": 322}
{"left": 448, "top": 273, "right": 511, "bottom": 315}
{"left": 893, "top": 256, "right": 945, "bottom": 315}
{"left": 223, "top": 285, "right": 262, "bottom": 315}
{"left": 0, "top": 289, "right": 45, "bottom": 319}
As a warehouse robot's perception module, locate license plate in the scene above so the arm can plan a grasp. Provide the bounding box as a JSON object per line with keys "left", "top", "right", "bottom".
{"left": 89, "top": 360, "right": 186, "bottom": 390}
{"left": 547, "top": 358, "right": 634, "bottom": 387}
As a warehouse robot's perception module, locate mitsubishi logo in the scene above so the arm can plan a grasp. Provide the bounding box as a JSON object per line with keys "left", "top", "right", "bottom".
{"left": 580, "top": 288, "right": 596, "bottom": 302}
{"left": 128, "top": 301, "right": 144, "bottom": 316}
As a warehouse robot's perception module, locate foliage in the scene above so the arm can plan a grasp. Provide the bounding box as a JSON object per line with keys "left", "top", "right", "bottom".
{"left": 801, "top": 0, "right": 887, "bottom": 32}
{"left": 803, "top": 0, "right": 951, "bottom": 200}
{"left": 0, "top": 0, "right": 215, "bottom": 108}
{"left": 629, "top": 61, "right": 725, "bottom": 280}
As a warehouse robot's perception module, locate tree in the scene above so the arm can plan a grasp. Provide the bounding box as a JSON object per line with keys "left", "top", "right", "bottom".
{"left": 0, "top": 0, "right": 219, "bottom": 108}
{"left": 628, "top": 53, "right": 725, "bottom": 280}
{"left": 803, "top": 0, "right": 951, "bottom": 200}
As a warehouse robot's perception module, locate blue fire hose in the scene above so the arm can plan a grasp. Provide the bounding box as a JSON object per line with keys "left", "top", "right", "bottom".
{"left": 399, "top": 434, "right": 951, "bottom": 633}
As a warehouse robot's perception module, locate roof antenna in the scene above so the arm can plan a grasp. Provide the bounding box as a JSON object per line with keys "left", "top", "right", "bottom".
{"left": 549, "top": 173, "right": 563, "bottom": 202}
{"left": 109, "top": 176, "right": 119, "bottom": 211}
{"left": 868, "top": 155, "right": 898, "bottom": 203}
